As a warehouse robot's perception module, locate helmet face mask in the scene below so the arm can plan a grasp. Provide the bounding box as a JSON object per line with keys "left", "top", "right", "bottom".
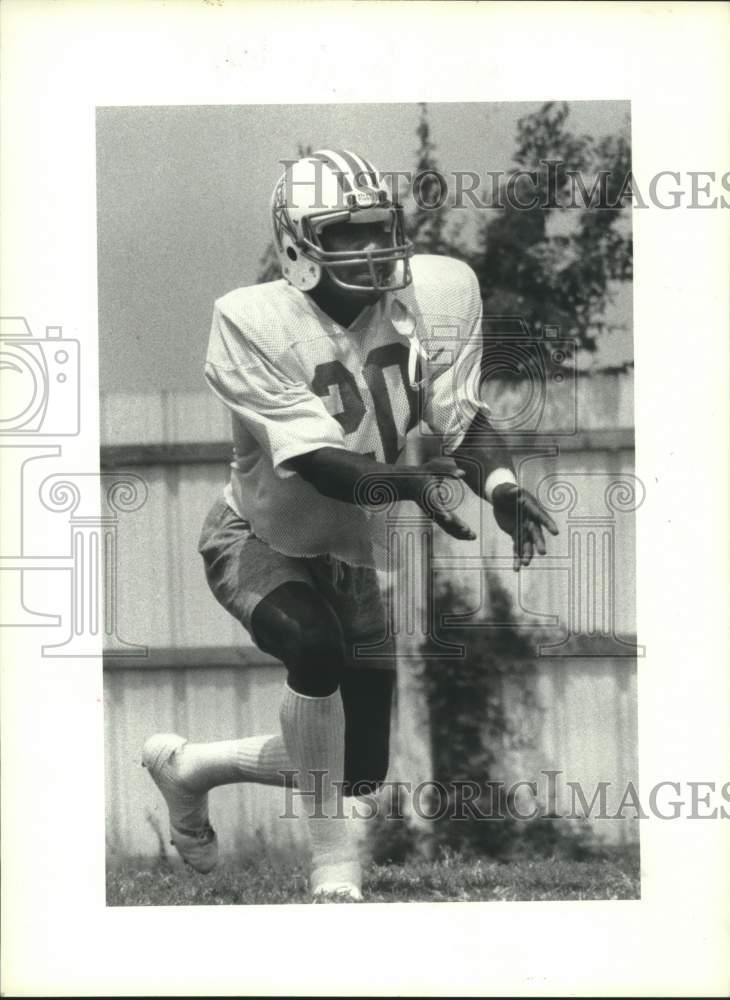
{"left": 271, "top": 149, "right": 414, "bottom": 293}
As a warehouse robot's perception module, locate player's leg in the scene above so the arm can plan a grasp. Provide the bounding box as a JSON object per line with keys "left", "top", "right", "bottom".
{"left": 143, "top": 497, "right": 370, "bottom": 895}
{"left": 195, "top": 550, "right": 394, "bottom": 900}
{"left": 302, "top": 557, "right": 396, "bottom": 865}
{"left": 340, "top": 667, "right": 394, "bottom": 798}
{"left": 169, "top": 576, "right": 378, "bottom": 898}
{"left": 310, "top": 557, "right": 396, "bottom": 799}
{"left": 188, "top": 496, "right": 349, "bottom": 800}
{"left": 156, "top": 638, "right": 395, "bottom": 800}
{"left": 337, "top": 666, "right": 395, "bottom": 867}
{"left": 142, "top": 497, "right": 313, "bottom": 872}
{"left": 180, "top": 583, "right": 395, "bottom": 897}
{"left": 157, "top": 580, "right": 345, "bottom": 793}
{"left": 141, "top": 577, "right": 351, "bottom": 883}
{"left": 248, "top": 580, "right": 364, "bottom": 899}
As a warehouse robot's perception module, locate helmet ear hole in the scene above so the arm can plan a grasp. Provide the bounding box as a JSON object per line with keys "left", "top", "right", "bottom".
{"left": 286, "top": 247, "right": 298, "bottom": 261}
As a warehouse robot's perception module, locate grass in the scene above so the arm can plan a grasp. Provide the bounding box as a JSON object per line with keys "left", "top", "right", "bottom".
{"left": 106, "top": 848, "right": 640, "bottom": 906}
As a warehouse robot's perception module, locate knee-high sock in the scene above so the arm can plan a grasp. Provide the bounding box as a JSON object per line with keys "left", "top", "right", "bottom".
{"left": 278, "top": 684, "right": 360, "bottom": 892}
{"left": 174, "top": 734, "right": 294, "bottom": 791}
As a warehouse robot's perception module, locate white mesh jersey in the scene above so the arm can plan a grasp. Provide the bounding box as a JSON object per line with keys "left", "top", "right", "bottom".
{"left": 204, "top": 254, "right": 488, "bottom": 569}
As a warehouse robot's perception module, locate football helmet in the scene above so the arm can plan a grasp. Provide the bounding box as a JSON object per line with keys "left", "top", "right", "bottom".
{"left": 271, "top": 149, "right": 413, "bottom": 293}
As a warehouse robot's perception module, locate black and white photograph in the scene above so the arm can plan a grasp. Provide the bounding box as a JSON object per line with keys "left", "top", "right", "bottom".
{"left": 98, "top": 101, "right": 640, "bottom": 906}
{"left": 1, "top": 2, "right": 728, "bottom": 996}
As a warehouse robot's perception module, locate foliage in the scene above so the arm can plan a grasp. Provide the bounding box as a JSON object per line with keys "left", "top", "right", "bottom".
{"left": 420, "top": 574, "right": 539, "bottom": 857}
{"left": 366, "top": 570, "right": 603, "bottom": 863}
{"left": 368, "top": 782, "right": 421, "bottom": 866}
{"left": 405, "top": 103, "right": 467, "bottom": 259}
{"left": 468, "top": 101, "right": 632, "bottom": 352}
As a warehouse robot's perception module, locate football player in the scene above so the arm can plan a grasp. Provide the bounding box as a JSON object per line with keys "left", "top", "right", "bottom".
{"left": 142, "top": 149, "right": 558, "bottom": 901}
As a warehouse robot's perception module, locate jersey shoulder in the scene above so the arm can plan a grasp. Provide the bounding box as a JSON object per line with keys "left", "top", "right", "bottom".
{"left": 404, "top": 254, "right": 481, "bottom": 319}
{"left": 212, "top": 279, "right": 328, "bottom": 365}
{"left": 215, "top": 279, "right": 295, "bottom": 332}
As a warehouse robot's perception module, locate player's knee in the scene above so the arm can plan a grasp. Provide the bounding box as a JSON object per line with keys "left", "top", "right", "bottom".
{"left": 294, "top": 616, "right": 346, "bottom": 668}
{"left": 286, "top": 617, "right": 346, "bottom": 695}
{"left": 251, "top": 583, "right": 345, "bottom": 665}
{"left": 251, "top": 584, "right": 347, "bottom": 696}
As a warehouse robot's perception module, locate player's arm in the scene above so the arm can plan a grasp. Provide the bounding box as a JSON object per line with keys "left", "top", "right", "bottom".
{"left": 449, "top": 408, "right": 517, "bottom": 500}
{"left": 285, "top": 448, "right": 476, "bottom": 542}
{"left": 411, "top": 258, "right": 559, "bottom": 568}
{"left": 450, "top": 411, "right": 559, "bottom": 571}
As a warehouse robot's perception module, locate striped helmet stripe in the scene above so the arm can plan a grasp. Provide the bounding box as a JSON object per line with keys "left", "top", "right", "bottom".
{"left": 310, "top": 151, "right": 353, "bottom": 193}
{"left": 314, "top": 148, "right": 379, "bottom": 191}
{"left": 334, "top": 149, "right": 379, "bottom": 188}
{"left": 357, "top": 154, "right": 380, "bottom": 185}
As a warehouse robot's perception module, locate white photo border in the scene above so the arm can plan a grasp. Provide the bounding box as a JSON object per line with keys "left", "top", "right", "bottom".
{"left": 1, "top": 1, "right": 728, "bottom": 996}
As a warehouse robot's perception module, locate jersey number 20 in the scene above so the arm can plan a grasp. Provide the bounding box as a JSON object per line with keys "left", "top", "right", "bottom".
{"left": 311, "top": 343, "right": 419, "bottom": 464}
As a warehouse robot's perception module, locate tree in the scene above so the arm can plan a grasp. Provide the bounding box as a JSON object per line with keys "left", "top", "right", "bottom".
{"left": 405, "top": 104, "right": 465, "bottom": 259}
{"left": 421, "top": 575, "right": 537, "bottom": 857}
{"left": 468, "top": 101, "right": 632, "bottom": 353}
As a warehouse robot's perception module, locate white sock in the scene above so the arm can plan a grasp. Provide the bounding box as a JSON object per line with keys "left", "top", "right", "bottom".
{"left": 175, "top": 734, "right": 294, "bottom": 791}
{"left": 278, "top": 684, "right": 360, "bottom": 893}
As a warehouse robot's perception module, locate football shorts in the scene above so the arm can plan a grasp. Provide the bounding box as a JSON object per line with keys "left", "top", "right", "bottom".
{"left": 198, "top": 494, "right": 395, "bottom": 670}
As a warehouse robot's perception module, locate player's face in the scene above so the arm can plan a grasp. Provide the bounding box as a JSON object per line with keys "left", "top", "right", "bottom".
{"left": 319, "top": 220, "right": 396, "bottom": 291}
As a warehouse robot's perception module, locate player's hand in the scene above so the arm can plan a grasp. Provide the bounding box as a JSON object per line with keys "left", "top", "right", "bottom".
{"left": 417, "top": 457, "right": 476, "bottom": 542}
{"left": 491, "top": 483, "right": 559, "bottom": 571}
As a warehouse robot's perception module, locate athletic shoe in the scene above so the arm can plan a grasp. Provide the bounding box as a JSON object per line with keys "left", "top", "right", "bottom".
{"left": 310, "top": 858, "right": 363, "bottom": 902}
{"left": 141, "top": 733, "right": 218, "bottom": 874}
{"left": 312, "top": 883, "right": 364, "bottom": 903}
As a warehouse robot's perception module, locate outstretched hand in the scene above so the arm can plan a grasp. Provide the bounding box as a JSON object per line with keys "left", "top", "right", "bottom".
{"left": 492, "top": 482, "right": 559, "bottom": 571}
{"left": 417, "top": 457, "right": 476, "bottom": 542}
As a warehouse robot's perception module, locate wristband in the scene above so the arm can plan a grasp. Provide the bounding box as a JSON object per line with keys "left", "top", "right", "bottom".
{"left": 484, "top": 468, "right": 518, "bottom": 504}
